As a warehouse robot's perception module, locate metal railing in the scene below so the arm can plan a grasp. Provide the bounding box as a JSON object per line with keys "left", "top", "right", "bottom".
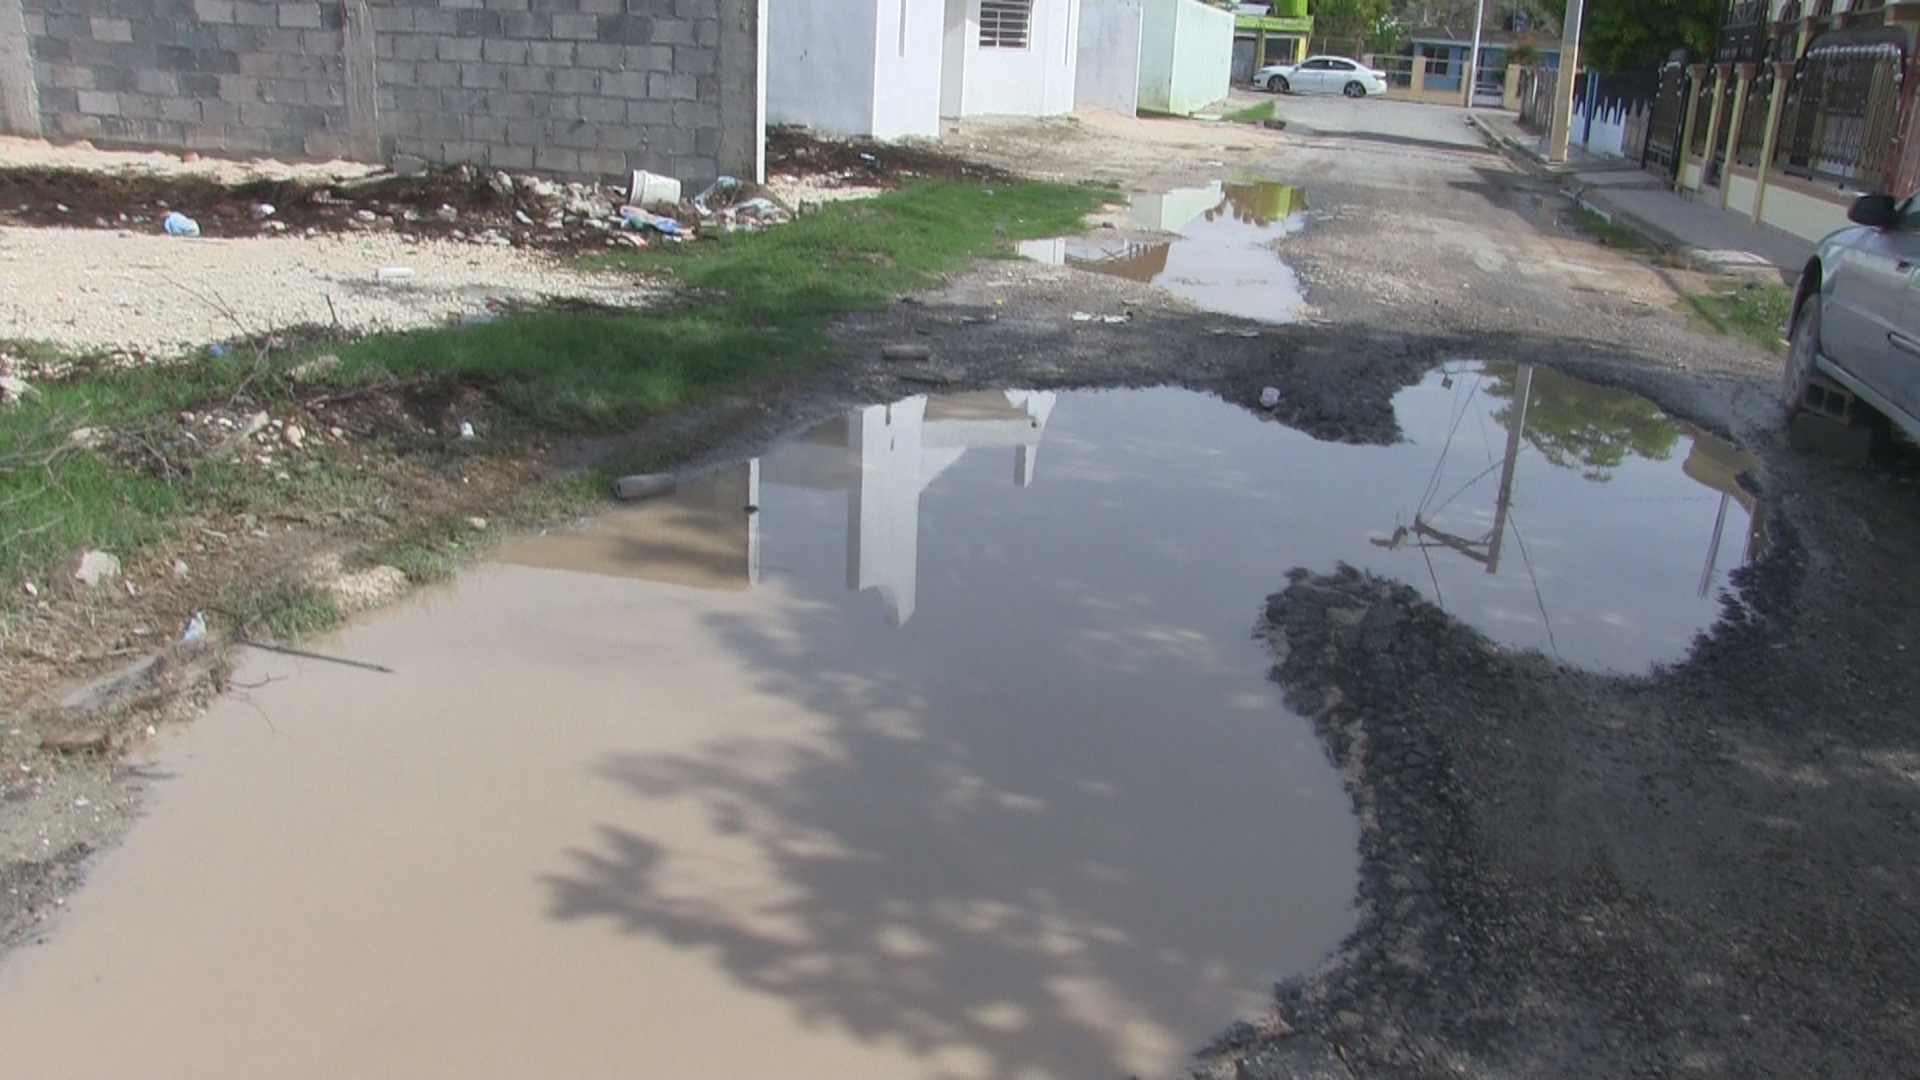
{"left": 1775, "top": 30, "right": 1908, "bottom": 189}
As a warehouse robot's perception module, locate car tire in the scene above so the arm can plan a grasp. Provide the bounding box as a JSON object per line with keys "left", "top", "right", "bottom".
{"left": 1268, "top": 75, "right": 1288, "bottom": 94}
{"left": 1343, "top": 81, "right": 1366, "bottom": 98}
{"left": 1785, "top": 294, "right": 1821, "bottom": 413}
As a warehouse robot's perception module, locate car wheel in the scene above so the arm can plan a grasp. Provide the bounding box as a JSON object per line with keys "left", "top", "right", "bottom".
{"left": 1268, "top": 75, "right": 1288, "bottom": 94}
{"left": 1784, "top": 294, "right": 1821, "bottom": 412}
{"left": 1343, "top": 81, "right": 1366, "bottom": 98}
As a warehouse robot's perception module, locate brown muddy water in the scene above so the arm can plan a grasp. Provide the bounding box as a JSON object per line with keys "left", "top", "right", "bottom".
{"left": 0, "top": 369, "right": 1761, "bottom": 1079}
{"left": 1018, "top": 181, "right": 1308, "bottom": 322}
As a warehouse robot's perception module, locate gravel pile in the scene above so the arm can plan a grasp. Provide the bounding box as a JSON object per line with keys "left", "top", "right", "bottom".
{"left": 0, "top": 227, "right": 657, "bottom": 358}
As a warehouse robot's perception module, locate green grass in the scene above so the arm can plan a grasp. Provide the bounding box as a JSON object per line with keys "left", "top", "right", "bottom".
{"left": 1221, "top": 101, "right": 1277, "bottom": 124}
{"left": 2, "top": 351, "right": 268, "bottom": 585}
{"left": 1569, "top": 205, "right": 1660, "bottom": 253}
{"left": 235, "top": 582, "right": 343, "bottom": 642}
{"left": 1686, "top": 283, "right": 1794, "bottom": 352}
{"left": 2, "top": 180, "right": 1108, "bottom": 602}
{"left": 325, "top": 180, "right": 1108, "bottom": 432}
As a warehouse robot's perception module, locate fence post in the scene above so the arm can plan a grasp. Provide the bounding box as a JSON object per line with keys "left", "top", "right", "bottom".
{"left": 1723, "top": 63, "right": 1755, "bottom": 211}
{"left": 1752, "top": 59, "right": 1796, "bottom": 225}
{"left": 0, "top": 0, "right": 39, "bottom": 135}
{"left": 1701, "top": 64, "right": 1729, "bottom": 190}
{"left": 1675, "top": 64, "right": 1710, "bottom": 193}
{"left": 1412, "top": 55, "right": 1427, "bottom": 96}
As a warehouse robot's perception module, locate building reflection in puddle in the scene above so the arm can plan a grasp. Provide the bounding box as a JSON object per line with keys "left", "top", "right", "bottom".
{"left": 503, "top": 390, "right": 1057, "bottom": 625}
{"left": 1018, "top": 180, "right": 1308, "bottom": 323}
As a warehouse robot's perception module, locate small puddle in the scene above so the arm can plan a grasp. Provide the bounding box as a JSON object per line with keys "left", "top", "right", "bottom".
{"left": 0, "top": 369, "right": 1763, "bottom": 1079}
{"left": 1020, "top": 180, "right": 1308, "bottom": 322}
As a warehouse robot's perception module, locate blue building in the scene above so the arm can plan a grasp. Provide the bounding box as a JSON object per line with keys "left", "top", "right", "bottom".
{"left": 1406, "top": 26, "right": 1562, "bottom": 101}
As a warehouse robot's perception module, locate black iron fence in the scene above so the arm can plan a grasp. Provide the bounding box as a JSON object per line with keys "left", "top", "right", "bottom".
{"left": 1775, "top": 28, "right": 1908, "bottom": 189}
{"left": 1644, "top": 63, "right": 1691, "bottom": 176}
{"left": 1735, "top": 63, "right": 1777, "bottom": 167}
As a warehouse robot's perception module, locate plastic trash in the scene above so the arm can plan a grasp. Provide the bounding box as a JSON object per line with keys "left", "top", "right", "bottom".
{"left": 458, "top": 421, "right": 476, "bottom": 439}
{"left": 1260, "top": 387, "right": 1282, "bottom": 409}
{"left": 629, "top": 170, "right": 682, "bottom": 209}
{"left": 162, "top": 211, "right": 200, "bottom": 237}
{"left": 250, "top": 202, "right": 276, "bottom": 218}
{"left": 612, "top": 473, "right": 677, "bottom": 501}
{"left": 180, "top": 611, "right": 207, "bottom": 644}
{"left": 374, "top": 266, "right": 415, "bottom": 283}
{"left": 691, "top": 175, "right": 739, "bottom": 217}
{"left": 619, "top": 205, "right": 680, "bottom": 235}
{"left": 731, "top": 196, "right": 780, "bottom": 219}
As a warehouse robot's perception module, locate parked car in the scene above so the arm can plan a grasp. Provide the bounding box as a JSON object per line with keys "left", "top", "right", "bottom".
{"left": 1786, "top": 193, "right": 1920, "bottom": 445}
{"left": 1255, "top": 56, "right": 1389, "bottom": 98}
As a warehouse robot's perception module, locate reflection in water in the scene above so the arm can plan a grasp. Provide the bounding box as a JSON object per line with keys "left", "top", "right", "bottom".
{"left": 517, "top": 367, "right": 1763, "bottom": 671}
{"left": 504, "top": 391, "right": 1056, "bottom": 625}
{"left": 1019, "top": 181, "right": 1307, "bottom": 323}
{"left": 1373, "top": 363, "right": 1765, "bottom": 655}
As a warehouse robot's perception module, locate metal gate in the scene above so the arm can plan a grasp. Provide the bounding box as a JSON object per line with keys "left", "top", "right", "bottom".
{"left": 1643, "top": 60, "right": 1691, "bottom": 179}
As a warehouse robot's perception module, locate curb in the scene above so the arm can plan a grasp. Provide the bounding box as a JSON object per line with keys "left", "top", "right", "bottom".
{"left": 1465, "top": 113, "right": 1794, "bottom": 284}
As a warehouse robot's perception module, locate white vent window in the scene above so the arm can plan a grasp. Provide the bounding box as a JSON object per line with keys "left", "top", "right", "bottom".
{"left": 980, "top": 0, "right": 1032, "bottom": 49}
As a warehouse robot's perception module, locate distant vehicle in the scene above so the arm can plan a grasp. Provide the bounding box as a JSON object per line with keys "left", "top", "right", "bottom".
{"left": 1786, "top": 193, "right": 1920, "bottom": 445}
{"left": 1255, "top": 56, "right": 1389, "bottom": 98}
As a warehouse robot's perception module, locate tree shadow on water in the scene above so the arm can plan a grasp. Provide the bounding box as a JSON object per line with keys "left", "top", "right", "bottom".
{"left": 541, "top": 557, "right": 1351, "bottom": 1079}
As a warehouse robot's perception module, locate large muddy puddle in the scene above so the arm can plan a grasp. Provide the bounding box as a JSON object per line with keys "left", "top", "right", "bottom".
{"left": 0, "top": 366, "right": 1762, "bottom": 1079}
{"left": 1019, "top": 181, "right": 1308, "bottom": 322}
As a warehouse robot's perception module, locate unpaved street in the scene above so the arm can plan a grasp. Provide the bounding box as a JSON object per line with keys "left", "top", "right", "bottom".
{"left": 2, "top": 97, "right": 1917, "bottom": 1080}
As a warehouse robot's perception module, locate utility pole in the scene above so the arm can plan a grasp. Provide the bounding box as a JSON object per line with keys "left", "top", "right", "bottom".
{"left": 1548, "top": 0, "right": 1587, "bottom": 163}
{"left": 1464, "top": 0, "right": 1487, "bottom": 109}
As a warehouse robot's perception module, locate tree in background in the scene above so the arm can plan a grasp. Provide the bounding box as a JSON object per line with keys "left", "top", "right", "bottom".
{"left": 1583, "top": 0, "right": 1721, "bottom": 71}
{"left": 1313, "top": 0, "right": 1388, "bottom": 42}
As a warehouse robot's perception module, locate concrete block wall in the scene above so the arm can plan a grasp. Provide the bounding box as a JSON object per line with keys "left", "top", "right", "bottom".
{"left": 0, "top": 0, "right": 762, "bottom": 182}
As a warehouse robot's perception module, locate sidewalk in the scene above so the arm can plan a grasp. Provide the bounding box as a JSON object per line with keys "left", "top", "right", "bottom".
{"left": 1466, "top": 110, "right": 1814, "bottom": 284}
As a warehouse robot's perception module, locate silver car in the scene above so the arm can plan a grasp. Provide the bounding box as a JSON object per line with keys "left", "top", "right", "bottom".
{"left": 1787, "top": 193, "right": 1920, "bottom": 444}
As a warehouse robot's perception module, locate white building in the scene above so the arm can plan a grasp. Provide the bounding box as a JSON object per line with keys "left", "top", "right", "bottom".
{"left": 505, "top": 392, "right": 1058, "bottom": 626}
{"left": 767, "top": 0, "right": 1081, "bottom": 139}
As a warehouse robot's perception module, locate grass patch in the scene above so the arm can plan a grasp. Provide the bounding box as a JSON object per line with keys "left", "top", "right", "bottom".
{"left": 2, "top": 352, "right": 264, "bottom": 583}
{"left": 326, "top": 180, "right": 1108, "bottom": 432}
{"left": 1222, "top": 101, "right": 1277, "bottom": 124}
{"left": 235, "top": 582, "right": 343, "bottom": 642}
{"left": 1686, "top": 283, "right": 1794, "bottom": 352}
{"left": 1569, "top": 205, "right": 1659, "bottom": 254}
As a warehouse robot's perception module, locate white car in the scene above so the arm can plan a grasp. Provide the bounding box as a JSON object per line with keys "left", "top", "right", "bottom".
{"left": 1256, "top": 56, "right": 1389, "bottom": 98}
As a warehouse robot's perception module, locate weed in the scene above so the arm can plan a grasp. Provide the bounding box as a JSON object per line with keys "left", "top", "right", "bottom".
{"left": 1686, "top": 283, "right": 1793, "bottom": 352}
{"left": 1568, "top": 206, "right": 1659, "bottom": 254}
{"left": 234, "top": 582, "right": 343, "bottom": 642}
{"left": 1222, "top": 101, "right": 1278, "bottom": 124}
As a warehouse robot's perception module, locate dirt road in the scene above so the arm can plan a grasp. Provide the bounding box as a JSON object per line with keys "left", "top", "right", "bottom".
{"left": 2, "top": 97, "right": 1916, "bottom": 1080}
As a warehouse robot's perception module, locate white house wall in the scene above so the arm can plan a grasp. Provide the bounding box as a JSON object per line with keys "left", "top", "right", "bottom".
{"left": 1076, "top": 0, "right": 1143, "bottom": 114}
{"left": 766, "top": 0, "right": 881, "bottom": 137}
{"left": 872, "top": 0, "right": 947, "bottom": 137}
{"left": 951, "top": 0, "right": 1080, "bottom": 118}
